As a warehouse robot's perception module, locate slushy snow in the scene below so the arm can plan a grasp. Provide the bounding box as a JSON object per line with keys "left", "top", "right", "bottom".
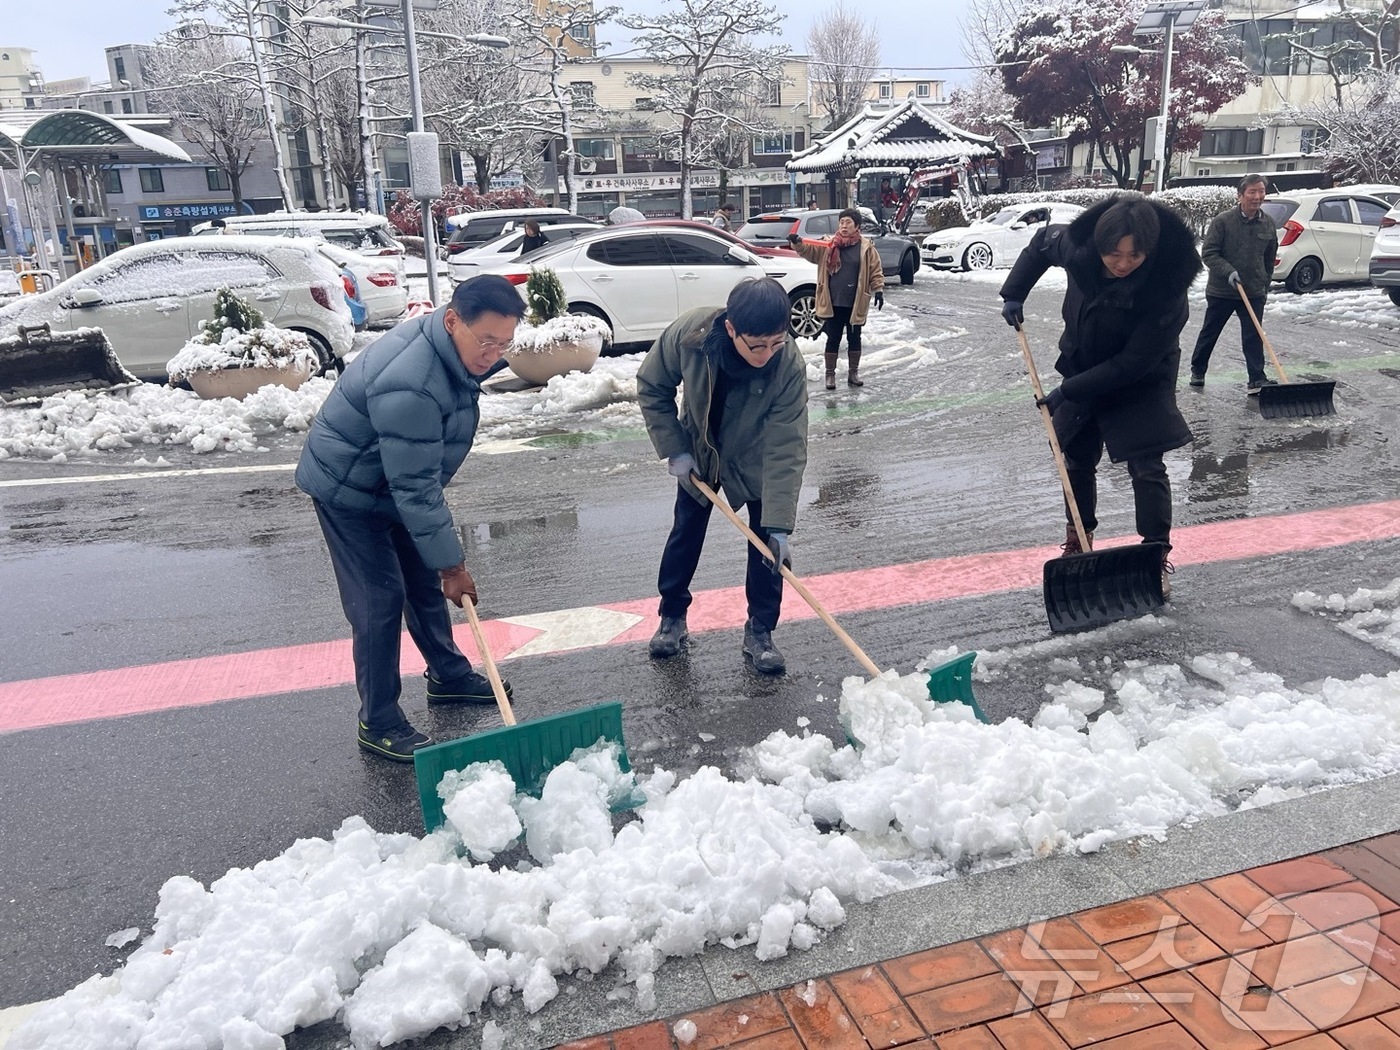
{"left": 12, "top": 581, "right": 1400, "bottom": 1050}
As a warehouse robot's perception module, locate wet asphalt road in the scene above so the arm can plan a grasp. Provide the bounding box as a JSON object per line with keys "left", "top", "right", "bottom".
{"left": 2, "top": 272, "right": 1400, "bottom": 1013}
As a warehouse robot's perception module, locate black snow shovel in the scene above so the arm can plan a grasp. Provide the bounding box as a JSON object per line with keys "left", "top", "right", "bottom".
{"left": 0, "top": 323, "right": 140, "bottom": 406}
{"left": 1237, "top": 284, "right": 1336, "bottom": 419}
{"left": 1016, "top": 324, "right": 1166, "bottom": 633}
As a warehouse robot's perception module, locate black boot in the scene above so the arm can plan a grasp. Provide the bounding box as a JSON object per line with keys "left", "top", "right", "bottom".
{"left": 742, "top": 619, "right": 786, "bottom": 674}
{"left": 426, "top": 669, "right": 511, "bottom": 704}
{"left": 649, "top": 615, "right": 688, "bottom": 658}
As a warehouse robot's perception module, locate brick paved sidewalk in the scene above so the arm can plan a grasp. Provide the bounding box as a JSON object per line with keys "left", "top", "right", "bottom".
{"left": 566, "top": 834, "right": 1400, "bottom": 1050}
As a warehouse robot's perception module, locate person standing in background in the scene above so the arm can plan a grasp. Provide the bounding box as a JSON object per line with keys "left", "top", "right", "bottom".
{"left": 788, "top": 209, "right": 884, "bottom": 389}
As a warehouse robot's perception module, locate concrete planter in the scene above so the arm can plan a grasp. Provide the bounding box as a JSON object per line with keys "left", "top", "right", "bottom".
{"left": 186, "top": 360, "right": 315, "bottom": 401}
{"left": 503, "top": 331, "right": 605, "bottom": 386}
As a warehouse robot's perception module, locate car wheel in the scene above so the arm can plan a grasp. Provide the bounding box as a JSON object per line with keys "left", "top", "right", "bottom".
{"left": 1389, "top": 287, "right": 1400, "bottom": 308}
{"left": 963, "top": 242, "right": 993, "bottom": 271}
{"left": 899, "top": 251, "right": 916, "bottom": 285}
{"left": 788, "top": 288, "right": 822, "bottom": 339}
{"left": 1285, "top": 257, "right": 1324, "bottom": 294}
{"left": 567, "top": 303, "right": 616, "bottom": 354}
{"left": 293, "top": 329, "right": 337, "bottom": 376}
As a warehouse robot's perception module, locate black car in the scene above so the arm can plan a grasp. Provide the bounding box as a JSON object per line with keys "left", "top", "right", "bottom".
{"left": 735, "top": 208, "right": 921, "bottom": 284}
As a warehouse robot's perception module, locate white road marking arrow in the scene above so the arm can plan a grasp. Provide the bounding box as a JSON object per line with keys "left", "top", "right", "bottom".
{"left": 499, "top": 607, "right": 643, "bottom": 657}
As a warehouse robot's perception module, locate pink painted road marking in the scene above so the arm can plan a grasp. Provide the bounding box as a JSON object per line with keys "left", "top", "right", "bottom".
{"left": 3, "top": 499, "right": 1399, "bottom": 735}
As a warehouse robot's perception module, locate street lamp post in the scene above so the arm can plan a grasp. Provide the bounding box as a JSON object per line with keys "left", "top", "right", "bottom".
{"left": 1114, "top": 0, "right": 1206, "bottom": 193}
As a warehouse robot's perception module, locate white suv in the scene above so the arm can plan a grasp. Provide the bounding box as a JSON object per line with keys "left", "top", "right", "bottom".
{"left": 193, "top": 211, "right": 406, "bottom": 286}
{"left": 0, "top": 237, "right": 354, "bottom": 377}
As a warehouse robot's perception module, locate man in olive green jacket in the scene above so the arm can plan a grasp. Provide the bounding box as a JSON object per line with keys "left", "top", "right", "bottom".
{"left": 637, "top": 278, "right": 809, "bottom": 674}
{"left": 1189, "top": 173, "right": 1279, "bottom": 395}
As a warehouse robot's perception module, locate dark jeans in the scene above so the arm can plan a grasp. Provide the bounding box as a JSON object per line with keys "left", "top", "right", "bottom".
{"left": 657, "top": 485, "right": 783, "bottom": 631}
{"left": 313, "top": 500, "right": 474, "bottom": 731}
{"left": 1190, "top": 294, "right": 1267, "bottom": 384}
{"left": 823, "top": 304, "right": 862, "bottom": 360}
{"left": 1058, "top": 419, "right": 1172, "bottom": 550}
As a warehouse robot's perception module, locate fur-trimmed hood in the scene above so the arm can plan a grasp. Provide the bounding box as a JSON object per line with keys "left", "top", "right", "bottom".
{"left": 1061, "top": 193, "right": 1202, "bottom": 307}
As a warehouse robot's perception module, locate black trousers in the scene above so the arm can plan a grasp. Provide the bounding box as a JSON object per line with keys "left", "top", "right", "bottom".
{"left": 823, "top": 304, "right": 862, "bottom": 360}
{"left": 657, "top": 485, "right": 783, "bottom": 630}
{"left": 313, "top": 500, "right": 475, "bottom": 731}
{"left": 1190, "top": 294, "right": 1268, "bottom": 384}
{"left": 1058, "top": 419, "right": 1173, "bottom": 550}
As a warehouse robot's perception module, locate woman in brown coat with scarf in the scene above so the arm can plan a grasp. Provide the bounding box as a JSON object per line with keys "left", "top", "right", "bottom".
{"left": 788, "top": 208, "right": 885, "bottom": 389}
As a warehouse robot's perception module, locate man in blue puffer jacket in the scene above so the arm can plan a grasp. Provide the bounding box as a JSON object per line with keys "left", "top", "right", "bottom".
{"left": 296, "top": 275, "right": 525, "bottom": 762}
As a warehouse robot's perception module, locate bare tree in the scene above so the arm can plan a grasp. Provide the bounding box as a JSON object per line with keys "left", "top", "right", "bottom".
{"left": 1288, "top": 70, "right": 1400, "bottom": 184}
{"left": 961, "top": 0, "right": 1025, "bottom": 67}
{"left": 806, "top": 2, "right": 880, "bottom": 131}
{"left": 621, "top": 0, "right": 789, "bottom": 218}
{"left": 145, "top": 34, "right": 267, "bottom": 208}
{"left": 167, "top": 0, "right": 295, "bottom": 207}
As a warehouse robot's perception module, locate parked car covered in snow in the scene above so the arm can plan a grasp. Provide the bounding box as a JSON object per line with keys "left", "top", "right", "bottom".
{"left": 479, "top": 223, "right": 821, "bottom": 346}
{"left": 921, "top": 202, "right": 1086, "bottom": 271}
{"left": 0, "top": 237, "right": 354, "bottom": 378}
{"left": 1264, "top": 189, "right": 1393, "bottom": 293}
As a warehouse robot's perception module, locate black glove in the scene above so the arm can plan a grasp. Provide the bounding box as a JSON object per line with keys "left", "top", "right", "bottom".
{"left": 1036, "top": 387, "right": 1066, "bottom": 415}
{"left": 874, "top": 291, "right": 884, "bottom": 311}
{"left": 1001, "top": 300, "right": 1024, "bottom": 328}
{"left": 766, "top": 531, "right": 792, "bottom": 576}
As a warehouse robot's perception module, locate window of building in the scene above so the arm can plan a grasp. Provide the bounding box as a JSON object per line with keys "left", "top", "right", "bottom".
{"left": 878, "top": 82, "right": 892, "bottom": 99}
{"left": 1276, "top": 161, "right": 1297, "bottom": 172}
{"left": 104, "top": 169, "right": 123, "bottom": 195}
{"left": 751, "top": 133, "right": 795, "bottom": 155}
{"left": 121, "top": 98, "right": 133, "bottom": 114}
{"left": 103, "top": 100, "right": 114, "bottom": 113}
{"left": 634, "top": 97, "right": 656, "bottom": 110}
{"left": 569, "top": 81, "right": 596, "bottom": 108}
{"left": 568, "top": 23, "right": 591, "bottom": 45}
{"left": 764, "top": 81, "right": 782, "bottom": 106}
{"left": 206, "top": 167, "right": 231, "bottom": 191}
{"left": 139, "top": 168, "right": 165, "bottom": 193}
{"left": 1196, "top": 167, "right": 1211, "bottom": 177}
{"left": 1300, "top": 126, "right": 1329, "bottom": 154}
{"left": 1199, "top": 128, "right": 1264, "bottom": 157}
{"left": 916, "top": 82, "right": 931, "bottom": 98}
{"left": 574, "top": 137, "right": 614, "bottom": 160}
{"left": 114, "top": 55, "right": 127, "bottom": 81}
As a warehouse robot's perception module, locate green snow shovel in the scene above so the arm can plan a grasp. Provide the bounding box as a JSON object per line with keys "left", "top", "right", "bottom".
{"left": 414, "top": 594, "right": 630, "bottom": 833}
{"left": 690, "top": 475, "right": 987, "bottom": 722}
{"left": 1238, "top": 284, "right": 1336, "bottom": 419}
{"left": 1017, "top": 324, "right": 1166, "bottom": 634}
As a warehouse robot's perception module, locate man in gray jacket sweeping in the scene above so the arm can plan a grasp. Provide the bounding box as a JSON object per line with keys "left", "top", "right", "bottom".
{"left": 296, "top": 276, "right": 525, "bottom": 761}
{"left": 1189, "top": 173, "right": 1278, "bottom": 395}
{"left": 637, "top": 278, "right": 809, "bottom": 674}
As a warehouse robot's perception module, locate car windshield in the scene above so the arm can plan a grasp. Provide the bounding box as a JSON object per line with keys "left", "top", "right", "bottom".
{"left": 736, "top": 218, "right": 798, "bottom": 240}
{"left": 1261, "top": 200, "right": 1299, "bottom": 228}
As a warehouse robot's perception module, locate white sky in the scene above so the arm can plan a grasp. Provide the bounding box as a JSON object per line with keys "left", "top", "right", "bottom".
{"left": 4, "top": 0, "right": 980, "bottom": 87}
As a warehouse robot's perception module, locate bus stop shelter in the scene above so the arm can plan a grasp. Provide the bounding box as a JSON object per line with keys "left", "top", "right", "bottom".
{"left": 0, "top": 109, "right": 191, "bottom": 278}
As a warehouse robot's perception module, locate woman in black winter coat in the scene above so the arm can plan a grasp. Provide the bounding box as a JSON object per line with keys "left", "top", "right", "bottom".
{"left": 998, "top": 194, "right": 1202, "bottom": 595}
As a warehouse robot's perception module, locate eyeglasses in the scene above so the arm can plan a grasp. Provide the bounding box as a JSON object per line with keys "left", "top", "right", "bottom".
{"left": 465, "top": 325, "right": 510, "bottom": 353}
{"left": 736, "top": 334, "right": 787, "bottom": 356}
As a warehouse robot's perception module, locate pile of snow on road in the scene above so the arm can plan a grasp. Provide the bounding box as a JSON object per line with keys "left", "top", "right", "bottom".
{"left": 13, "top": 581, "right": 1400, "bottom": 1050}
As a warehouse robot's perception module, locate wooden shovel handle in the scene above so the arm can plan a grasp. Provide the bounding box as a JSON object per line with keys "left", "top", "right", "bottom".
{"left": 1236, "top": 283, "right": 1290, "bottom": 384}
{"left": 1015, "top": 325, "right": 1092, "bottom": 553}
{"left": 688, "top": 475, "right": 885, "bottom": 679}
{"left": 462, "top": 596, "right": 516, "bottom": 726}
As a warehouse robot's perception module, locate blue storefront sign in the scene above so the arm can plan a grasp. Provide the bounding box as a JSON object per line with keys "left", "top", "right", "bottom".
{"left": 140, "top": 202, "right": 240, "bottom": 221}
